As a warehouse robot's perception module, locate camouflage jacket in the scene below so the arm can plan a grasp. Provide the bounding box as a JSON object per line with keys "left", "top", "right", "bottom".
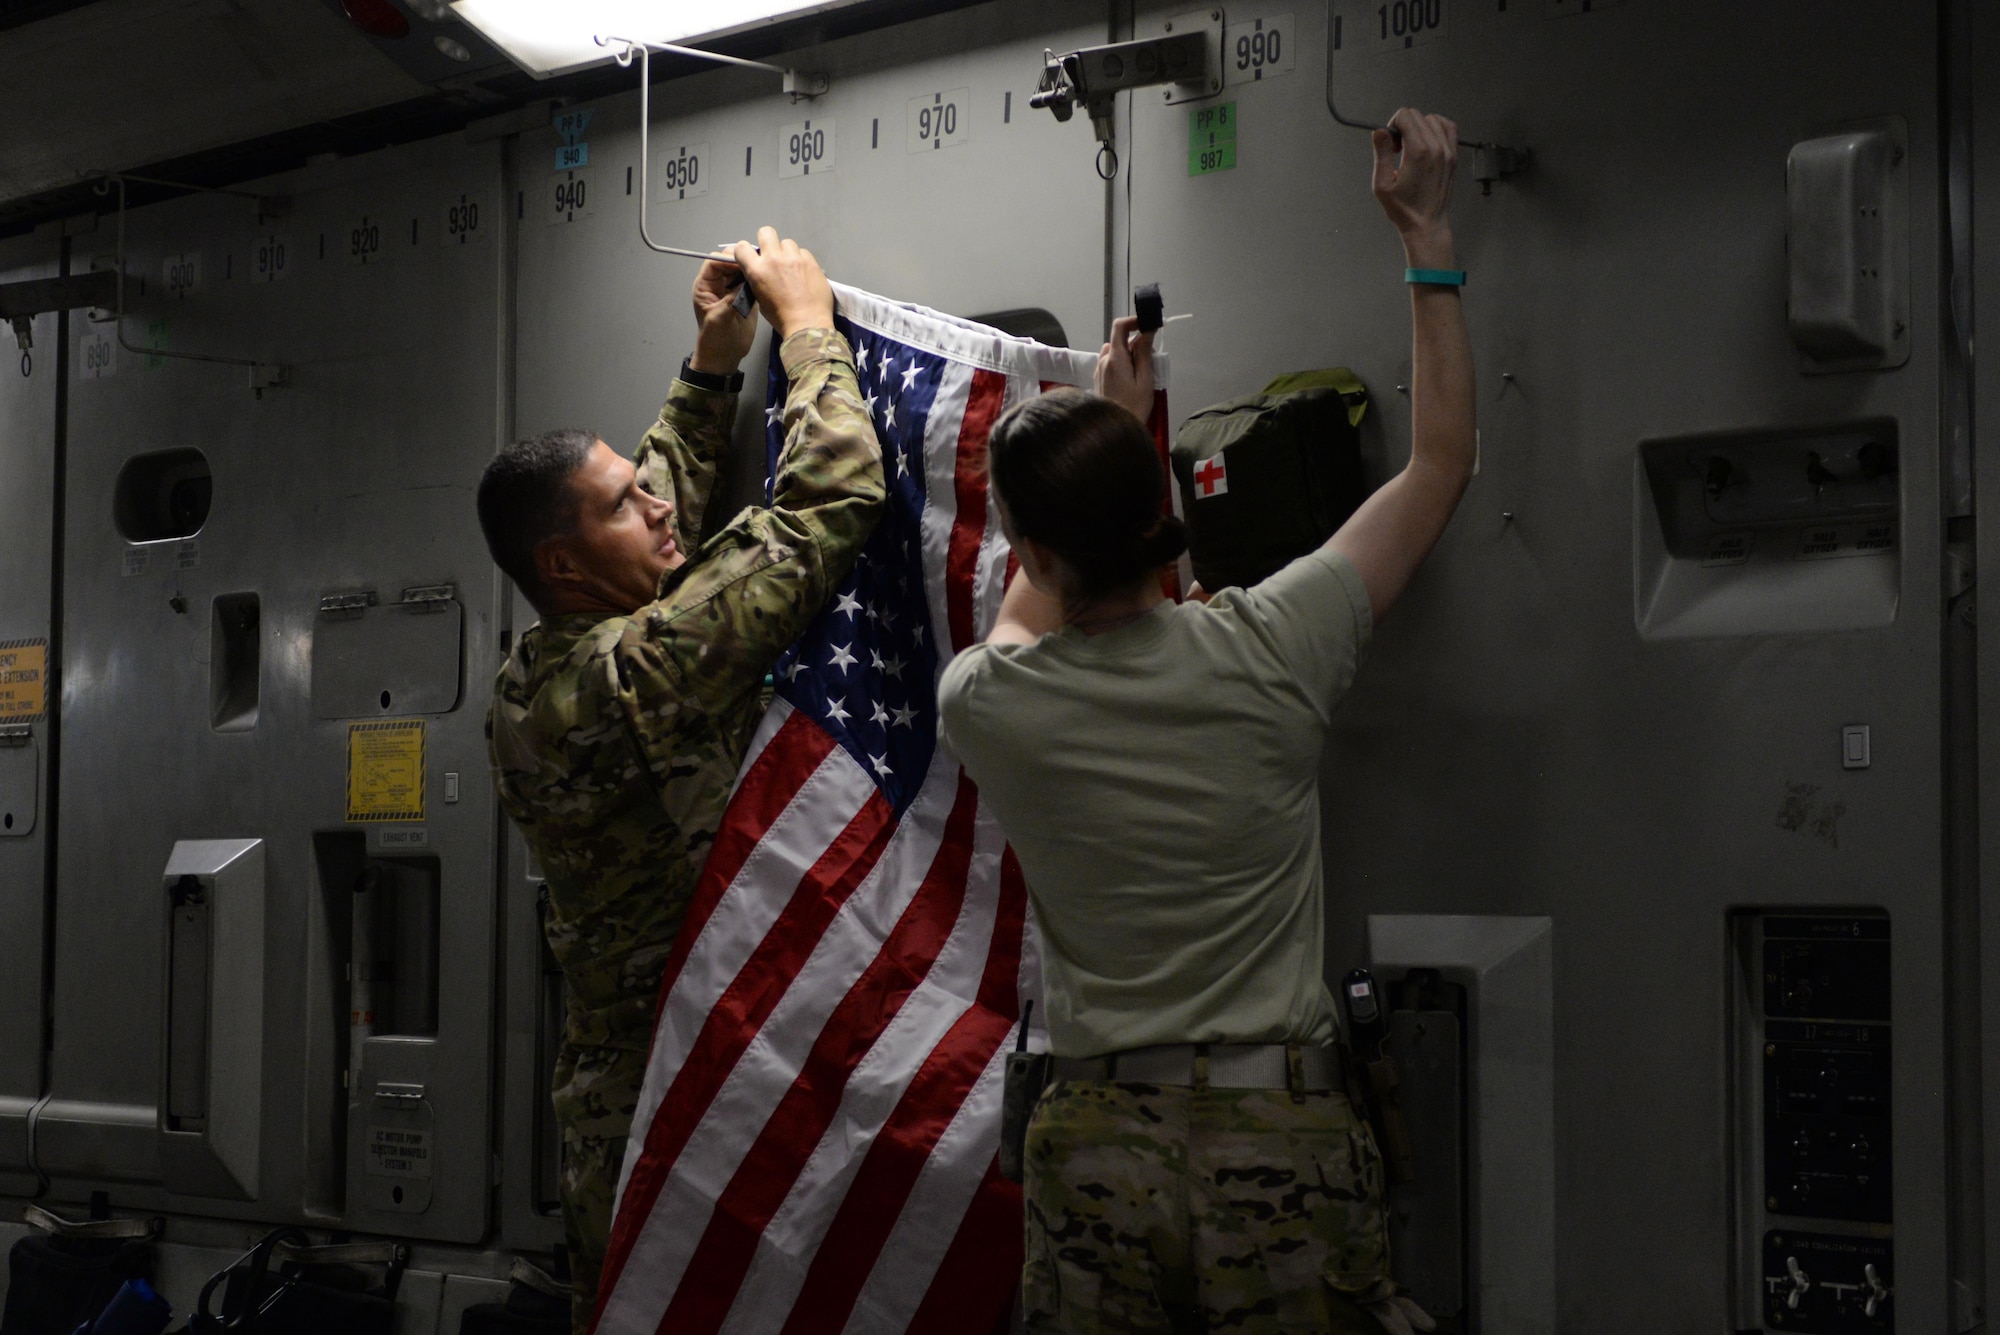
{"left": 488, "top": 328, "right": 884, "bottom": 1055}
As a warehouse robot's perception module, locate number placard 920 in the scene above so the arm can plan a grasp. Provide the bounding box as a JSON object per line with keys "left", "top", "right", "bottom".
{"left": 778, "top": 119, "right": 836, "bottom": 179}
{"left": 907, "top": 90, "right": 968, "bottom": 152}
{"left": 1374, "top": 0, "right": 1447, "bottom": 50}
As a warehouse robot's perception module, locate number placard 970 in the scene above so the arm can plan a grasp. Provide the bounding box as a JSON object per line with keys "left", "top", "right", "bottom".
{"left": 778, "top": 119, "right": 836, "bottom": 179}
{"left": 907, "top": 89, "right": 968, "bottom": 152}
{"left": 1374, "top": 0, "right": 1446, "bottom": 50}
{"left": 652, "top": 143, "right": 710, "bottom": 202}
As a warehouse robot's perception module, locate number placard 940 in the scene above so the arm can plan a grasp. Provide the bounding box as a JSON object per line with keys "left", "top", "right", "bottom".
{"left": 546, "top": 171, "right": 594, "bottom": 225}
{"left": 652, "top": 143, "right": 710, "bottom": 201}
{"left": 1374, "top": 0, "right": 1447, "bottom": 50}
{"left": 778, "top": 119, "right": 836, "bottom": 179}
{"left": 907, "top": 89, "right": 968, "bottom": 152}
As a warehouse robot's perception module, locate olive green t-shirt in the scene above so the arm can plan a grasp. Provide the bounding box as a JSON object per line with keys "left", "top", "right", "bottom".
{"left": 938, "top": 547, "right": 1372, "bottom": 1058}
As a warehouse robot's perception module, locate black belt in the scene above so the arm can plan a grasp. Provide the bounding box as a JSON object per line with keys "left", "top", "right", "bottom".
{"left": 1049, "top": 1042, "right": 1344, "bottom": 1093}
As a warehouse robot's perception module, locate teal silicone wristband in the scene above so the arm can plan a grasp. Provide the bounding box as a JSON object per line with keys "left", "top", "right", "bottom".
{"left": 1405, "top": 268, "right": 1467, "bottom": 286}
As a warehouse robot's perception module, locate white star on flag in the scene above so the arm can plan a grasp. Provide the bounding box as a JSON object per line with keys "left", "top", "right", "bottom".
{"left": 765, "top": 405, "right": 782, "bottom": 428}
{"left": 869, "top": 649, "right": 886, "bottom": 672}
{"left": 869, "top": 701, "right": 890, "bottom": 726}
{"left": 884, "top": 401, "right": 897, "bottom": 428}
{"left": 882, "top": 654, "right": 906, "bottom": 680}
{"left": 864, "top": 394, "right": 878, "bottom": 416}
{"left": 854, "top": 344, "right": 869, "bottom": 370}
{"left": 890, "top": 702, "right": 918, "bottom": 729}
{"left": 784, "top": 659, "right": 809, "bottom": 682}
{"left": 911, "top": 624, "right": 925, "bottom": 647}
{"left": 833, "top": 590, "right": 862, "bottom": 618}
{"left": 900, "top": 362, "right": 922, "bottom": 391}
{"left": 828, "top": 643, "right": 858, "bottom": 673}
{"left": 824, "top": 696, "right": 851, "bottom": 726}
{"left": 869, "top": 753, "right": 893, "bottom": 778}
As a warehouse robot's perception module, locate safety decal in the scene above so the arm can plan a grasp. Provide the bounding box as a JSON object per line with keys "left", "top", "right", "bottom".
{"left": 0, "top": 639, "right": 48, "bottom": 722}
{"left": 346, "top": 718, "right": 426, "bottom": 823}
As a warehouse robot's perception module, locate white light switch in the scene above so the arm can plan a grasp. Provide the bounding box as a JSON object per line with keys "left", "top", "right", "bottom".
{"left": 445, "top": 771, "right": 461, "bottom": 803}
{"left": 1841, "top": 725, "right": 1871, "bottom": 770}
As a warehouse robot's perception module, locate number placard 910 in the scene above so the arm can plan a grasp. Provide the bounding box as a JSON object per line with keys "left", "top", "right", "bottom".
{"left": 907, "top": 89, "right": 968, "bottom": 152}
{"left": 778, "top": 119, "right": 836, "bottom": 179}
{"left": 1373, "top": 0, "right": 1447, "bottom": 50}
{"left": 652, "top": 143, "right": 710, "bottom": 202}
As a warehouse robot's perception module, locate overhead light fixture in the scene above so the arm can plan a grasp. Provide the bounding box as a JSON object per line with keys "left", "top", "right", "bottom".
{"left": 449, "top": 0, "right": 868, "bottom": 78}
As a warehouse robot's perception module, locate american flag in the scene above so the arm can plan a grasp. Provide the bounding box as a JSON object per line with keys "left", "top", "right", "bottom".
{"left": 593, "top": 286, "right": 1169, "bottom": 1335}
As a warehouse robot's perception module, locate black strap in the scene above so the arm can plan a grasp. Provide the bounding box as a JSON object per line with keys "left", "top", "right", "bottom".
{"left": 679, "top": 358, "right": 745, "bottom": 393}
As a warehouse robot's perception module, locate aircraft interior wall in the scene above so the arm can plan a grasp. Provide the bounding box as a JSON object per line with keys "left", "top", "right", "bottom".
{"left": 0, "top": 0, "right": 1985, "bottom": 1329}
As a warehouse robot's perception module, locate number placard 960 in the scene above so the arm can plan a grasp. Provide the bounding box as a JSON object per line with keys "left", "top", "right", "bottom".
{"left": 907, "top": 90, "right": 968, "bottom": 152}
{"left": 1374, "top": 0, "right": 1447, "bottom": 50}
{"left": 778, "top": 119, "right": 836, "bottom": 179}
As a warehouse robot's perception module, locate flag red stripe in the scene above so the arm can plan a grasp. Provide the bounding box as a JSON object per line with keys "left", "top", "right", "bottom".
{"left": 653, "top": 774, "right": 983, "bottom": 1335}
{"left": 597, "top": 786, "right": 899, "bottom": 1320}
{"left": 906, "top": 1159, "right": 1024, "bottom": 1335}
{"left": 945, "top": 369, "right": 1007, "bottom": 654}
{"left": 654, "top": 710, "right": 837, "bottom": 1004}
{"left": 776, "top": 848, "right": 1029, "bottom": 1335}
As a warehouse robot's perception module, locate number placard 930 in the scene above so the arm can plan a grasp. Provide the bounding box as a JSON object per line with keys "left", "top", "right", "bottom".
{"left": 778, "top": 119, "right": 836, "bottom": 179}
{"left": 652, "top": 143, "right": 710, "bottom": 202}
{"left": 439, "top": 193, "right": 488, "bottom": 247}
{"left": 1373, "top": 0, "right": 1447, "bottom": 50}
{"left": 907, "top": 90, "right": 968, "bottom": 152}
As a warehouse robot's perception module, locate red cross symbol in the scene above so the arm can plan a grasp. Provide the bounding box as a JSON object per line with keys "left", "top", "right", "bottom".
{"left": 1193, "top": 455, "right": 1229, "bottom": 499}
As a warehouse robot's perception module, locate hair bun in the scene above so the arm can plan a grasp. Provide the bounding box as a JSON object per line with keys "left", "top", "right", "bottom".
{"left": 1133, "top": 513, "right": 1189, "bottom": 569}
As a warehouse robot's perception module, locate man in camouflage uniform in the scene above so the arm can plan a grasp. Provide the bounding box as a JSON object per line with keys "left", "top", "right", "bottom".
{"left": 1021, "top": 1080, "right": 1405, "bottom": 1334}
{"left": 480, "top": 229, "right": 883, "bottom": 1334}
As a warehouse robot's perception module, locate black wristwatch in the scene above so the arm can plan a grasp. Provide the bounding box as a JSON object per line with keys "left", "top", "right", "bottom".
{"left": 680, "top": 357, "right": 745, "bottom": 393}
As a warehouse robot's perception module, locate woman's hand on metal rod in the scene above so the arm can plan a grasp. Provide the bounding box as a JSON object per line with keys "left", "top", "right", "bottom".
{"left": 1370, "top": 107, "right": 1458, "bottom": 265}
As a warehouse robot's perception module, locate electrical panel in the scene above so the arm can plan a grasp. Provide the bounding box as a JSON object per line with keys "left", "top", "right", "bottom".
{"left": 1736, "top": 913, "right": 1893, "bottom": 1333}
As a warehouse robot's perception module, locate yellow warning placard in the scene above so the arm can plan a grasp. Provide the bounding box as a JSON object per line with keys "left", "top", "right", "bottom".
{"left": 346, "top": 719, "right": 425, "bottom": 823}
{"left": 0, "top": 639, "right": 47, "bottom": 722}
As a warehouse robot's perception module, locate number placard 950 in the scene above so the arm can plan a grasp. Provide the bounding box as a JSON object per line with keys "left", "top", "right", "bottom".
{"left": 778, "top": 119, "right": 836, "bottom": 179}
{"left": 652, "top": 143, "right": 710, "bottom": 202}
{"left": 1374, "top": 0, "right": 1447, "bottom": 50}
{"left": 907, "top": 90, "right": 968, "bottom": 153}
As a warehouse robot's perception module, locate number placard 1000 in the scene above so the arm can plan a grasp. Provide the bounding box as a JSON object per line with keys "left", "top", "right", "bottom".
{"left": 1374, "top": 0, "right": 1446, "bottom": 50}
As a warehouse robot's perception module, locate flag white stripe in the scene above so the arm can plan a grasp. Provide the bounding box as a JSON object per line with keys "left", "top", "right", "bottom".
{"left": 916, "top": 358, "right": 973, "bottom": 660}
{"left": 844, "top": 1045, "right": 1010, "bottom": 1334}
{"left": 598, "top": 744, "right": 966, "bottom": 1330}
{"left": 713, "top": 800, "right": 1007, "bottom": 1335}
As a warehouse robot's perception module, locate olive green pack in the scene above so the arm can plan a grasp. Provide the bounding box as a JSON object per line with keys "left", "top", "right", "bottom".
{"left": 1169, "top": 368, "right": 1371, "bottom": 592}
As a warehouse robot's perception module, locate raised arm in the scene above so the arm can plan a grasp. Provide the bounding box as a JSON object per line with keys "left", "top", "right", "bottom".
{"left": 1327, "top": 108, "right": 1477, "bottom": 623}
{"left": 632, "top": 257, "right": 761, "bottom": 548}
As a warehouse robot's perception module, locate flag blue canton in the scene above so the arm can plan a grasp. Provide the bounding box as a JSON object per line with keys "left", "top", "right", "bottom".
{"left": 766, "top": 318, "right": 946, "bottom": 814}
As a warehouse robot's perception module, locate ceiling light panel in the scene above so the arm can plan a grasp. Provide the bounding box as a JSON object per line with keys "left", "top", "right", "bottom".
{"left": 449, "top": 0, "right": 871, "bottom": 78}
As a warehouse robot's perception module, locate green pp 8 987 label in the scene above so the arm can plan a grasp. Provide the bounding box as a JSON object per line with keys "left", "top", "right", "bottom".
{"left": 1189, "top": 103, "right": 1237, "bottom": 175}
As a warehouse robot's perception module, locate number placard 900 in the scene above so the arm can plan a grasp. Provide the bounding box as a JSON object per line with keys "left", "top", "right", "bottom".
{"left": 1373, "top": 0, "right": 1447, "bottom": 50}
{"left": 778, "top": 119, "right": 836, "bottom": 179}
{"left": 907, "top": 90, "right": 968, "bottom": 153}
{"left": 652, "top": 143, "right": 710, "bottom": 202}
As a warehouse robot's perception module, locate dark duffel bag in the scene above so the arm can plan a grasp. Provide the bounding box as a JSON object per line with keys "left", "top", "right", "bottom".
{"left": 458, "top": 1258, "right": 571, "bottom": 1334}
{"left": 0, "top": 1206, "right": 158, "bottom": 1335}
{"left": 184, "top": 1230, "right": 405, "bottom": 1335}
{"left": 1170, "top": 368, "right": 1373, "bottom": 593}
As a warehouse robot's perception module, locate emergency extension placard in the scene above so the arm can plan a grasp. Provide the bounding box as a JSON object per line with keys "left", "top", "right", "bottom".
{"left": 1190, "top": 103, "right": 1238, "bottom": 176}
{"left": 346, "top": 719, "right": 426, "bottom": 823}
{"left": 0, "top": 639, "right": 48, "bottom": 722}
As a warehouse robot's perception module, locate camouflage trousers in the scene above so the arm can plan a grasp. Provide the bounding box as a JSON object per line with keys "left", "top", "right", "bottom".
{"left": 1022, "top": 1080, "right": 1391, "bottom": 1334}
{"left": 553, "top": 1041, "right": 648, "bottom": 1335}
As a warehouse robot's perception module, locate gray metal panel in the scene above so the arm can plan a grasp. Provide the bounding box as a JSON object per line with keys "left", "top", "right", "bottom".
{"left": 311, "top": 599, "right": 465, "bottom": 719}
{"left": 1125, "top": 0, "right": 1944, "bottom": 1326}
{"left": 1975, "top": 0, "right": 2000, "bottom": 1318}
{"left": 44, "top": 135, "right": 506, "bottom": 1241}
{"left": 0, "top": 235, "right": 57, "bottom": 1185}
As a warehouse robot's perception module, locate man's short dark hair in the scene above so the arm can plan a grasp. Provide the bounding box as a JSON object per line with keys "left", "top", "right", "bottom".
{"left": 477, "top": 428, "right": 599, "bottom": 604}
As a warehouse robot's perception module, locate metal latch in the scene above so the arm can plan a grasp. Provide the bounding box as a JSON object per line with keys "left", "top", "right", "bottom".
{"left": 0, "top": 725, "right": 30, "bottom": 748}
{"left": 318, "top": 590, "right": 378, "bottom": 616}
{"left": 372, "top": 1082, "right": 426, "bottom": 1107}
{"left": 399, "top": 583, "right": 456, "bottom": 612}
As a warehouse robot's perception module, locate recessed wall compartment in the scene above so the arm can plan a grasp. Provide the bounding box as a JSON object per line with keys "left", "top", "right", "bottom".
{"left": 311, "top": 586, "right": 463, "bottom": 719}
{"left": 114, "top": 449, "right": 211, "bottom": 543}
{"left": 1635, "top": 420, "right": 1899, "bottom": 640}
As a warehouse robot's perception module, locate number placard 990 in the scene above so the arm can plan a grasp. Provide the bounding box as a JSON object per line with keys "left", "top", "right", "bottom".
{"left": 1373, "top": 0, "right": 1447, "bottom": 50}
{"left": 778, "top": 119, "right": 836, "bottom": 179}
{"left": 906, "top": 89, "right": 968, "bottom": 153}
{"left": 1225, "top": 15, "right": 1295, "bottom": 85}
{"left": 652, "top": 143, "right": 710, "bottom": 202}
